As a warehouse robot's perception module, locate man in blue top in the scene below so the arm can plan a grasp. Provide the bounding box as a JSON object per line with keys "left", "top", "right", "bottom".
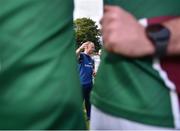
{"left": 76, "top": 41, "right": 95, "bottom": 120}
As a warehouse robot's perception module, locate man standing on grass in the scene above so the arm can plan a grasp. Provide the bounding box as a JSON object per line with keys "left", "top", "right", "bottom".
{"left": 76, "top": 41, "right": 95, "bottom": 120}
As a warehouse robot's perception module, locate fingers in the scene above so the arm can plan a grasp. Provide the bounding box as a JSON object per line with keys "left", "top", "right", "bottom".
{"left": 102, "top": 6, "right": 120, "bottom": 25}
{"left": 103, "top": 31, "right": 119, "bottom": 52}
{"left": 102, "top": 6, "right": 132, "bottom": 53}
{"left": 101, "top": 6, "right": 122, "bottom": 51}
{"left": 104, "top": 5, "right": 123, "bottom": 14}
{"left": 81, "top": 42, "right": 88, "bottom": 48}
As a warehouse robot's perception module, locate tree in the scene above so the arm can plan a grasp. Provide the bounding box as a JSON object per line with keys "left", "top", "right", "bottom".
{"left": 74, "top": 17, "right": 101, "bottom": 52}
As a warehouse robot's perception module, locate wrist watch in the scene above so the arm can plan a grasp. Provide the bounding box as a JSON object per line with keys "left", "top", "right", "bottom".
{"left": 146, "top": 24, "right": 171, "bottom": 58}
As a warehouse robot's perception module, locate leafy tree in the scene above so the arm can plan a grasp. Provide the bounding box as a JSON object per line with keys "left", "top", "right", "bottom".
{"left": 74, "top": 17, "right": 102, "bottom": 52}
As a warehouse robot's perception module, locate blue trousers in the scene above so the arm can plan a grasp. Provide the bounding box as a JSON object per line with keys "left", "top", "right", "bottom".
{"left": 82, "top": 83, "right": 93, "bottom": 119}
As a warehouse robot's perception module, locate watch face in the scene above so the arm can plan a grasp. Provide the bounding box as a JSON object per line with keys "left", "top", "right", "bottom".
{"left": 146, "top": 24, "right": 170, "bottom": 58}
{"left": 146, "top": 24, "right": 170, "bottom": 41}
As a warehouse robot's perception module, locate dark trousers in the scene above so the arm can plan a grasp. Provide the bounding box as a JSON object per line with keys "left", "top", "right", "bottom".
{"left": 82, "top": 83, "right": 93, "bottom": 119}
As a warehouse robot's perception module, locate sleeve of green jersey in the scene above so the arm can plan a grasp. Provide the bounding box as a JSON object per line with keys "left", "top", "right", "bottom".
{"left": 104, "top": 0, "right": 180, "bottom": 19}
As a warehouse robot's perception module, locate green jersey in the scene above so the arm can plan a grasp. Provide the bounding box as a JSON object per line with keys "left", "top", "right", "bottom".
{"left": 91, "top": 0, "right": 180, "bottom": 128}
{"left": 0, "top": 0, "right": 85, "bottom": 130}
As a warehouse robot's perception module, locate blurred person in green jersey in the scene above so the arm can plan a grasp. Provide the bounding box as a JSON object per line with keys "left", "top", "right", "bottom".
{"left": 0, "top": 0, "right": 86, "bottom": 130}
{"left": 90, "top": 0, "right": 180, "bottom": 130}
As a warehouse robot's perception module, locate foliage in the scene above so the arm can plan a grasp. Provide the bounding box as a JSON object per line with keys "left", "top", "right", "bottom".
{"left": 74, "top": 17, "right": 102, "bottom": 52}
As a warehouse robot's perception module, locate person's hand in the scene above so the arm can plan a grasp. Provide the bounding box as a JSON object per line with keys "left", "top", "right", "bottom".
{"left": 76, "top": 42, "right": 89, "bottom": 56}
{"left": 93, "top": 70, "right": 96, "bottom": 77}
{"left": 79, "top": 42, "right": 88, "bottom": 51}
{"left": 101, "top": 5, "right": 155, "bottom": 57}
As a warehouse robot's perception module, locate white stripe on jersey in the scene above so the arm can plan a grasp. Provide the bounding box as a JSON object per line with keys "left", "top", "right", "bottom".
{"left": 139, "top": 18, "right": 180, "bottom": 129}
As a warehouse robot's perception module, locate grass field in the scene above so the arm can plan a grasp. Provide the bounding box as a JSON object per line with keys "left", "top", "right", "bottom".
{"left": 83, "top": 106, "right": 90, "bottom": 129}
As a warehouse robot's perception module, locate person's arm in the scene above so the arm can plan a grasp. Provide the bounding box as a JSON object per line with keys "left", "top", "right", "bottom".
{"left": 76, "top": 43, "right": 88, "bottom": 58}
{"left": 164, "top": 18, "right": 180, "bottom": 55}
{"left": 102, "top": 5, "right": 180, "bottom": 57}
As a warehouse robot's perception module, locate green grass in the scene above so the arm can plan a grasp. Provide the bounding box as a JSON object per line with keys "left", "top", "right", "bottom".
{"left": 83, "top": 105, "right": 90, "bottom": 129}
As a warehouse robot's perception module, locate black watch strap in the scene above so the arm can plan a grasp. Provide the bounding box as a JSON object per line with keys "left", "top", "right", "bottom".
{"left": 146, "top": 24, "right": 170, "bottom": 58}
{"left": 154, "top": 40, "right": 168, "bottom": 58}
